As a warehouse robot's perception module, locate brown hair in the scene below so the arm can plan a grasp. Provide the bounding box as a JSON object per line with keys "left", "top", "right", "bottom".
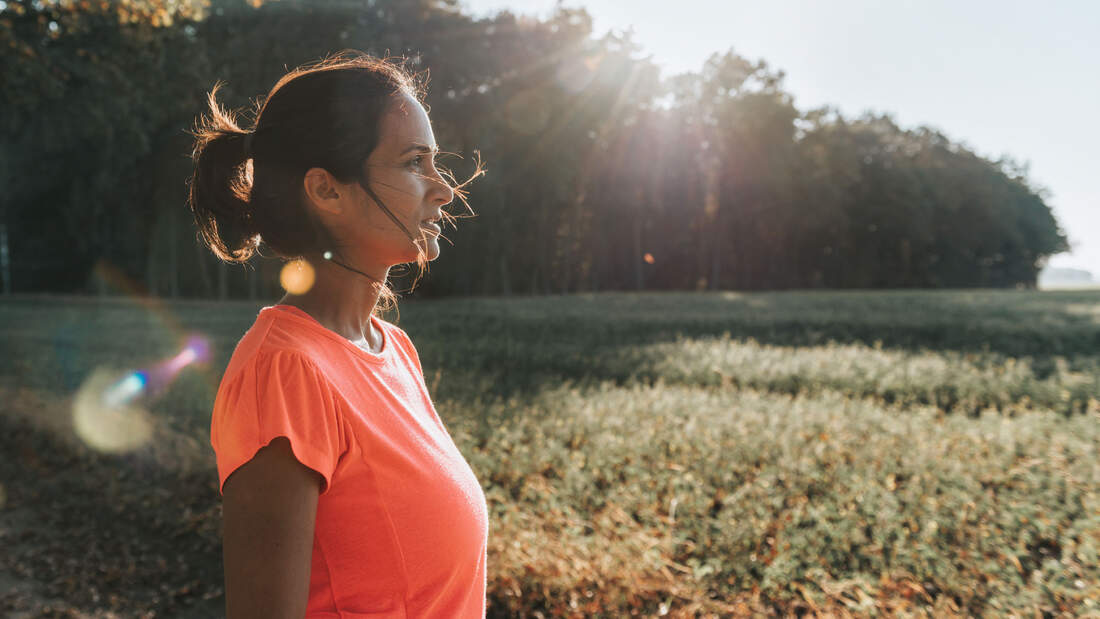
{"left": 186, "top": 50, "right": 480, "bottom": 311}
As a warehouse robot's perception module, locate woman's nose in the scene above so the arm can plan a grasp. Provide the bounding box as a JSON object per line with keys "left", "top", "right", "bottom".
{"left": 432, "top": 171, "right": 454, "bottom": 205}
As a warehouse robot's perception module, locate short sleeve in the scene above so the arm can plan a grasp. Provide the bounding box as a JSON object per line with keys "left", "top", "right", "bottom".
{"left": 210, "top": 350, "right": 347, "bottom": 497}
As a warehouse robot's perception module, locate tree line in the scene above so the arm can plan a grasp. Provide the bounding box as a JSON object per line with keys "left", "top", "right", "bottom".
{"left": 0, "top": 0, "right": 1070, "bottom": 298}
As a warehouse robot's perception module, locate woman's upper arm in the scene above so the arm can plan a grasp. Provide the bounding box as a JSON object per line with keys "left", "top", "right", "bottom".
{"left": 221, "top": 436, "right": 323, "bottom": 619}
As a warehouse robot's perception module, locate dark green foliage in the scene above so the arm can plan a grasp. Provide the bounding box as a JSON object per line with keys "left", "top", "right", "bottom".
{"left": 0, "top": 0, "right": 1070, "bottom": 297}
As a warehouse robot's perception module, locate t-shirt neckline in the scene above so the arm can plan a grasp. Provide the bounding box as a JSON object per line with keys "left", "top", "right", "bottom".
{"left": 263, "top": 304, "right": 388, "bottom": 363}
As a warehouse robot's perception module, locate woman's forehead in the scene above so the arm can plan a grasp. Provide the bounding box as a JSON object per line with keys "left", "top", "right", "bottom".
{"left": 375, "top": 94, "right": 435, "bottom": 154}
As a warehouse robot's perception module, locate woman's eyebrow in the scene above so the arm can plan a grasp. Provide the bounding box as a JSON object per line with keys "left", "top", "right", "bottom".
{"left": 399, "top": 143, "right": 439, "bottom": 156}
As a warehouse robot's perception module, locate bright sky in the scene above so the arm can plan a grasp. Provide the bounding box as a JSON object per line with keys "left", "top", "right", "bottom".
{"left": 461, "top": 0, "right": 1100, "bottom": 276}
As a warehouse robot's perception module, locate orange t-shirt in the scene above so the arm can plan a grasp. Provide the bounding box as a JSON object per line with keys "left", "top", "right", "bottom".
{"left": 210, "top": 304, "right": 488, "bottom": 618}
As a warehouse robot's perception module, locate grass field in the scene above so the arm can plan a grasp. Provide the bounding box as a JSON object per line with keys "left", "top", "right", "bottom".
{"left": 0, "top": 289, "right": 1097, "bottom": 617}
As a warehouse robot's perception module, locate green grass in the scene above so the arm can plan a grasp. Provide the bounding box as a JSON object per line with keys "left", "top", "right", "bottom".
{"left": 0, "top": 289, "right": 1097, "bottom": 616}
{"left": 451, "top": 383, "right": 1097, "bottom": 615}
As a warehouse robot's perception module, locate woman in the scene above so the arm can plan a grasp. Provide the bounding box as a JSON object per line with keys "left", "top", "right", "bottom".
{"left": 187, "top": 52, "right": 488, "bottom": 618}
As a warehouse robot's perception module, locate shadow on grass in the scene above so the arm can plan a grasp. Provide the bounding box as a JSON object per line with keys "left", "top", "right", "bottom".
{"left": 0, "top": 410, "right": 225, "bottom": 617}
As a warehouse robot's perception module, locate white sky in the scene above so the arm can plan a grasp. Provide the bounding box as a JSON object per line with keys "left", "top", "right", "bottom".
{"left": 461, "top": 0, "right": 1099, "bottom": 275}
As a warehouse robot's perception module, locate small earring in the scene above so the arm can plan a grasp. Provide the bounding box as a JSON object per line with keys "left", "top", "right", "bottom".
{"left": 323, "top": 251, "right": 333, "bottom": 260}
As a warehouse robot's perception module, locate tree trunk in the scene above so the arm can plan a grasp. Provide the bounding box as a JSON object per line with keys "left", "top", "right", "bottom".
{"left": 248, "top": 263, "right": 258, "bottom": 300}
{"left": 145, "top": 225, "right": 158, "bottom": 297}
{"left": 632, "top": 215, "right": 643, "bottom": 290}
{"left": 168, "top": 209, "right": 179, "bottom": 298}
{"left": 97, "top": 216, "right": 110, "bottom": 298}
{"left": 499, "top": 255, "right": 511, "bottom": 296}
{"left": 710, "top": 235, "right": 722, "bottom": 291}
{"left": 218, "top": 260, "right": 228, "bottom": 300}
{"left": 0, "top": 218, "right": 11, "bottom": 294}
{"left": 194, "top": 238, "right": 213, "bottom": 297}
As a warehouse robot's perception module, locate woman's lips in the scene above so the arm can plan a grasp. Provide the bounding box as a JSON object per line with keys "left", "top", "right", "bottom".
{"left": 420, "top": 221, "right": 441, "bottom": 234}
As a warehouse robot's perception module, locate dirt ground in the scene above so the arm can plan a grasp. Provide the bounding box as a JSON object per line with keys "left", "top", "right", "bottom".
{"left": 0, "top": 386, "right": 227, "bottom": 618}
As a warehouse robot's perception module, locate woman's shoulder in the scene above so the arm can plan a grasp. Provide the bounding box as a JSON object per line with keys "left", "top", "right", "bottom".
{"left": 219, "top": 308, "right": 331, "bottom": 388}
{"left": 375, "top": 315, "right": 413, "bottom": 348}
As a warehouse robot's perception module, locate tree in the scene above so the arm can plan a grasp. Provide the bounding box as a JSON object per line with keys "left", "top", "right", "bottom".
{"left": 0, "top": 0, "right": 1072, "bottom": 296}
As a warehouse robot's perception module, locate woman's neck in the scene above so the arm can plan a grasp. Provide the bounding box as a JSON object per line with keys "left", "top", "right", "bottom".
{"left": 278, "top": 255, "right": 388, "bottom": 348}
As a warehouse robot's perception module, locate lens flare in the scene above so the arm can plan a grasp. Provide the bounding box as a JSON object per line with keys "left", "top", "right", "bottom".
{"left": 73, "top": 335, "right": 212, "bottom": 453}
{"left": 280, "top": 259, "right": 316, "bottom": 294}
{"left": 74, "top": 367, "right": 154, "bottom": 453}
{"left": 101, "top": 371, "right": 148, "bottom": 408}
{"left": 185, "top": 335, "right": 212, "bottom": 364}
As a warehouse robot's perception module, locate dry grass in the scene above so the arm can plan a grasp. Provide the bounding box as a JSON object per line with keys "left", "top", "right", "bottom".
{"left": 0, "top": 289, "right": 1098, "bottom": 616}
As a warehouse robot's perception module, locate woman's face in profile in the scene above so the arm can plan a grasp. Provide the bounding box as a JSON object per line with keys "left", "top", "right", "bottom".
{"left": 344, "top": 92, "right": 455, "bottom": 267}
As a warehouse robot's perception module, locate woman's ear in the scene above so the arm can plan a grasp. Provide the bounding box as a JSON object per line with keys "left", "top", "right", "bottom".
{"left": 303, "top": 168, "right": 344, "bottom": 215}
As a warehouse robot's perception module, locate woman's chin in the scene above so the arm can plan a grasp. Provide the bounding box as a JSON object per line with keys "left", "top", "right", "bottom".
{"left": 410, "top": 239, "right": 441, "bottom": 262}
